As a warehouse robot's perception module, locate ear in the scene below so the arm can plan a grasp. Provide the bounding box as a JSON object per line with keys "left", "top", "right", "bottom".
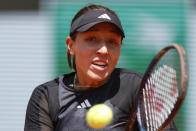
{"left": 66, "top": 36, "right": 75, "bottom": 55}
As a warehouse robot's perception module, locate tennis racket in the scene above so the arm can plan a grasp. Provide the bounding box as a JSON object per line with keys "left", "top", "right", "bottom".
{"left": 126, "top": 44, "right": 189, "bottom": 131}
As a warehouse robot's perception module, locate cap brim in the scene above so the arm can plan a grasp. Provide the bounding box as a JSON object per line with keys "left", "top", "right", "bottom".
{"left": 76, "top": 21, "right": 124, "bottom": 38}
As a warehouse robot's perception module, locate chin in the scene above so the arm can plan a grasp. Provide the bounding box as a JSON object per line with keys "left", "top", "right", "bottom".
{"left": 88, "top": 71, "right": 110, "bottom": 83}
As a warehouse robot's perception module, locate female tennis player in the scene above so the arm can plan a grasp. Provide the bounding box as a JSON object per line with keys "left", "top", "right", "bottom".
{"left": 24, "top": 4, "right": 177, "bottom": 131}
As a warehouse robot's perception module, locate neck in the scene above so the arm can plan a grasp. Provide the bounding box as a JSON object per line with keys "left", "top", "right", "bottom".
{"left": 73, "top": 73, "right": 106, "bottom": 90}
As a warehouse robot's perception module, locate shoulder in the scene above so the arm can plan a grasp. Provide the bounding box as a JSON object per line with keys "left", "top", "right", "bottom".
{"left": 38, "top": 77, "right": 59, "bottom": 90}
{"left": 25, "top": 77, "right": 62, "bottom": 130}
{"left": 29, "top": 77, "right": 60, "bottom": 106}
{"left": 34, "top": 72, "right": 75, "bottom": 93}
{"left": 112, "top": 67, "right": 143, "bottom": 88}
{"left": 31, "top": 71, "right": 76, "bottom": 101}
{"left": 110, "top": 68, "right": 143, "bottom": 113}
{"left": 115, "top": 68, "right": 142, "bottom": 93}
{"left": 28, "top": 72, "right": 75, "bottom": 122}
{"left": 112, "top": 68, "right": 143, "bottom": 81}
{"left": 32, "top": 77, "right": 58, "bottom": 91}
{"left": 30, "top": 72, "right": 71, "bottom": 103}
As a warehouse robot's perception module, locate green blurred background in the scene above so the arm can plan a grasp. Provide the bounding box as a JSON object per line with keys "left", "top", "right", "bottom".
{"left": 0, "top": 0, "right": 195, "bottom": 130}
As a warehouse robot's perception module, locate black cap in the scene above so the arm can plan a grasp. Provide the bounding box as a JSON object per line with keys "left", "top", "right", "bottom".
{"left": 70, "top": 10, "right": 125, "bottom": 38}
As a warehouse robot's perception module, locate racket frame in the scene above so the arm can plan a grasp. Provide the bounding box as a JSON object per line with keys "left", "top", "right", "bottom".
{"left": 126, "top": 44, "right": 189, "bottom": 131}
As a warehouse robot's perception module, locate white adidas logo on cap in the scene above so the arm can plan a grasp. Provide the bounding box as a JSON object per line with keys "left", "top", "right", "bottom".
{"left": 98, "top": 13, "right": 111, "bottom": 20}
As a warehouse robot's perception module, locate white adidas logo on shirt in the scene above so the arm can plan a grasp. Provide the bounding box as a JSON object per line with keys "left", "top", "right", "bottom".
{"left": 77, "top": 99, "right": 91, "bottom": 108}
{"left": 98, "top": 13, "right": 111, "bottom": 20}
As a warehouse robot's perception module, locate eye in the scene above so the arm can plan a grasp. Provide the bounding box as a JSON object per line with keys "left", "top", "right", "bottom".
{"left": 107, "top": 39, "right": 120, "bottom": 46}
{"left": 85, "top": 36, "right": 98, "bottom": 43}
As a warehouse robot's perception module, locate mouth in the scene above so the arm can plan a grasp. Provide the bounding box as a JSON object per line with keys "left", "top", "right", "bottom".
{"left": 92, "top": 61, "right": 108, "bottom": 70}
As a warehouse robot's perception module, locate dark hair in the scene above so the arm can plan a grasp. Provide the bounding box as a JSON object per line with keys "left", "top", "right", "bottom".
{"left": 67, "top": 4, "right": 121, "bottom": 70}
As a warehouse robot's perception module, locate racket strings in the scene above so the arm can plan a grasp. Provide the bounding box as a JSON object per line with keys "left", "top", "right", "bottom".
{"left": 142, "top": 64, "right": 179, "bottom": 131}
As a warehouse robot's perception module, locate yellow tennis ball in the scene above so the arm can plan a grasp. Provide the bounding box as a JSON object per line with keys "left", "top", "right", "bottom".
{"left": 86, "top": 104, "right": 113, "bottom": 129}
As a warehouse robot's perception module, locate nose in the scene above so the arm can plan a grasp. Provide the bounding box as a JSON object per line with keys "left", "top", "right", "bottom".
{"left": 97, "top": 42, "right": 108, "bottom": 56}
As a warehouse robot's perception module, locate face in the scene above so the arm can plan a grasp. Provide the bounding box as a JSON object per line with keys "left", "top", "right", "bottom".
{"left": 66, "top": 23, "right": 122, "bottom": 88}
